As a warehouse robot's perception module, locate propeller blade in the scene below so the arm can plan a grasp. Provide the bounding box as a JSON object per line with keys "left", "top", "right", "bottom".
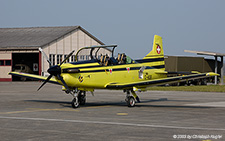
{"left": 37, "top": 74, "right": 53, "bottom": 91}
{"left": 39, "top": 48, "right": 52, "bottom": 67}
{"left": 60, "top": 50, "right": 75, "bottom": 66}
{"left": 57, "top": 74, "right": 71, "bottom": 93}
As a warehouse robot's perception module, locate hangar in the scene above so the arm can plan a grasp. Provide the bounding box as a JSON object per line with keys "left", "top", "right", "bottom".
{"left": 0, "top": 26, "right": 110, "bottom": 81}
{"left": 165, "top": 56, "right": 223, "bottom": 85}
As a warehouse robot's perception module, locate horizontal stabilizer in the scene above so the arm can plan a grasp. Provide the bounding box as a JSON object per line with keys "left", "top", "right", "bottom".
{"left": 155, "top": 70, "right": 168, "bottom": 74}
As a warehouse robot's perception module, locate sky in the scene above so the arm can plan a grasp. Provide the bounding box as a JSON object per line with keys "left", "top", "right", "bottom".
{"left": 0, "top": 0, "right": 225, "bottom": 59}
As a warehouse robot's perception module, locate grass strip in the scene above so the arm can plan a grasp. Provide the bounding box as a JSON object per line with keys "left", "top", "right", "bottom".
{"left": 149, "top": 85, "right": 225, "bottom": 93}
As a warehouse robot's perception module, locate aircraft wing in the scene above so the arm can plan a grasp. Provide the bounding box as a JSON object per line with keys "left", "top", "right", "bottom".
{"left": 106, "top": 72, "right": 218, "bottom": 90}
{"left": 9, "top": 72, "right": 60, "bottom": 85}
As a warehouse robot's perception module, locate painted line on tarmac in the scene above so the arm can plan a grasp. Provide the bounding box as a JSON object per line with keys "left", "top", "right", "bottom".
{"left": 117, "top": 113, "right": 128, "bottom": 116}
{"left": 0, "top": 116, "right": 224, "bottom": 131}
{"left": 0, "top": 108, "right": 79, "bottom": 114}
{"left": 0, "top": 106, "right": 111, "bottom": 115}
{"left": 186, "top": 102, "right": 225, "bottom": 108}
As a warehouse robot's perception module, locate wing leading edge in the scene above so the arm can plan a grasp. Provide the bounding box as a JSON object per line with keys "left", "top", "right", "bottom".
{"left": 9, "top": 72, "right": 60, "bottom": 85}
{"left": 105, "top": 72, "right": 218, "bottom": 90}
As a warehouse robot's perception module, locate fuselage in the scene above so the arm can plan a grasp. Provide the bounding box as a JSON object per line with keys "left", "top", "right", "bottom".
{"left": 58, "top": 59, "right": 167, "bottom": 90}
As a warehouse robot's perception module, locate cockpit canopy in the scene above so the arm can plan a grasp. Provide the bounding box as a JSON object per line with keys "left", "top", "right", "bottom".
{"left": 74, "top": 45, "right": 136, "bottom": 66}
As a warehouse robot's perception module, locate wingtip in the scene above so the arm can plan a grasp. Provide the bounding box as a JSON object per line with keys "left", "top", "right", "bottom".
{"left": 206, "top": 72, "right": 219, "bottom": 76}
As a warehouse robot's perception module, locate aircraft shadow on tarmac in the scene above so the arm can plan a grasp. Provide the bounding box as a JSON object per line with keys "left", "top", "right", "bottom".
{"left": 25, "top": 98, "right": 213, "bottom": 109}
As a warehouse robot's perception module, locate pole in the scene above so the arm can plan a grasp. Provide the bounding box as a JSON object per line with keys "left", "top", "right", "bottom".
{"left": 221, "top": 56, "right": 224, "bottom": 85}
{"left": 215, "top": 56, "right": 218, "bottom": 85}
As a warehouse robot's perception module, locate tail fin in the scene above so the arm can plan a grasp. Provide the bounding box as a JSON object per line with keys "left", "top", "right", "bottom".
{"left": 144, "top": 35, "right": 164, "bottom": 58}
{"left": 139, "top": 35, "right": 165, "bottom": 70}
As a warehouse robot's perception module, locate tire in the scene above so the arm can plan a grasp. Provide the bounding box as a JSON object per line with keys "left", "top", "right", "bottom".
{"left": 72, "top": 97, "right": 79, "bottom": 108}
{"left": 79, "top": 95, "right": 86, "bottom": 105}
{"left": 78, "top": 91, "right": 86, "bottom": 105}
{"left": 126, "top": 96, "right": 135, "bottom": 107}
{"left": 21, "top": 77, "right": 26, "bottom": 81}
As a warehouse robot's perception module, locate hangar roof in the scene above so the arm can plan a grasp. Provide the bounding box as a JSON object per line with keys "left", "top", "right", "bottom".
{"left": 0, "top": 26, "right": 104, "bottom": 50}
{"left": 184, "top": 50, "right": 225, "bottom": 57}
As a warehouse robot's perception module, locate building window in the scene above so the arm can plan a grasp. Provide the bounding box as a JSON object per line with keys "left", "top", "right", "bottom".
{"left": 64, "top": 55, "right": 70, "bottom": 63}
{"left": 71, "top": 55, "right": 74, "bottom": 62}
{"left": 49, "top": 54, "right": 55, "bottom": 66}
{"left": 0, "top": 60, "right": 4, "bottom": 66}
{"left": 71, "top": 55, "right": 76, "bottom": 62}
{"left": 80, "top": 55, "right": 84, "bottom": 60}
{"left": 5, "top": 60, "right": 11, "bottom": 66}
{"left": 57, "top": 55, "right": 63, "bottom": 64}
{"left": 86, "top": 55, "right": 90, "bottom": 60}
{"left": 52, "top": 55, "right": 55, "bottom": 65}
{"left": 0, "top": 60, "right": 11, "bottom": 66}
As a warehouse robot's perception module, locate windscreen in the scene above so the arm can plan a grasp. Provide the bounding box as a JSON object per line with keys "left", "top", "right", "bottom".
{"left": 75, "top": 47, "right": 112, "bottom": 61}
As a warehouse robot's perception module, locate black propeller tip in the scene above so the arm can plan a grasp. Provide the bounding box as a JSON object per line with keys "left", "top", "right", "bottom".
{"left": 37, "top": 74, "right": 53, "bottom": 91}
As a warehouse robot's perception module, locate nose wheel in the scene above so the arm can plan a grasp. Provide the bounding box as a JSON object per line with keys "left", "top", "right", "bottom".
{"left": 72, "top": 97, "right": 79, "bottom": 108}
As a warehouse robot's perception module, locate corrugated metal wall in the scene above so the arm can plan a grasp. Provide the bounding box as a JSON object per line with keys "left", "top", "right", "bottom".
{"left": 165, "top": 56, "right": 221, "bottom": 74}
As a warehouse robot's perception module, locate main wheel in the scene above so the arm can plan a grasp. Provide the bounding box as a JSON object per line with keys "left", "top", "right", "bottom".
{"left": 72, "top": 97, "right": 79, "bottom": 108}
{"left": 78, "top": 91, "right": 86, "bottom": 105}
{"left": 126, "top": 96, "right": 135, "bottom": 107}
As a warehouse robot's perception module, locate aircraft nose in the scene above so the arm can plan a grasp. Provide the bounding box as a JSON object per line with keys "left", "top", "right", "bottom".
{"left": 47, "top": 65, "right": 61, "bottom": 76}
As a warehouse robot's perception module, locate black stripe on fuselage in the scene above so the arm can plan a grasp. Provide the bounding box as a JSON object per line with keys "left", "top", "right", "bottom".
{"left": 153, "top": 65, "right": 165, "bottom": 69}
{"left": 79, "top": 67, "right": 142, "bottom": 73}
{"left": 135, "top": 58, "right": 164, "bottom": 63}
{"left": 63, "top": 64, "right": 165, "bottom": 73}
{"left": 63, "top": 65, "right": 100, "bottom": 72}
{"left": 63, "top": 64, "right": 165, "bottom": 72}
{"left": 69, "top": 57, "right": 164, "bottom": 66}
{"left": 76, "top": 65, "right": 165, "bottom": 73}
{"left": 69, "top": 59, "right": 99, "bottom": 65}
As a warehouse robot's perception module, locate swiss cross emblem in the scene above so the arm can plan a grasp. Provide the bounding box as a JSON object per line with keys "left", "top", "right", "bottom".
{"left": 156, "top": 45, "right": 161, "bottom": 54}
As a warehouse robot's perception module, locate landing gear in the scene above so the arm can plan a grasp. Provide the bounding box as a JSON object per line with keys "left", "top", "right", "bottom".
{"left": 72, "top": 97, "right": 79, "bottom": 108}
{"left": 125, "top": 90, "right": 140, "bottom": 107}
{"left": 126, "top": 96, "right": 135, "bottom": 107}
{"left": 78, "top": 91, "right": 86, "bottom": 105}
{"left": 69, "top": 89, "right": 86, "bottom": 108}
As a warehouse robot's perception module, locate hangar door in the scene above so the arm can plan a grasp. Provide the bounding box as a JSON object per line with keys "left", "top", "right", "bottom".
{"left": 12, "top": 53, "right": 39, "bottom": 81}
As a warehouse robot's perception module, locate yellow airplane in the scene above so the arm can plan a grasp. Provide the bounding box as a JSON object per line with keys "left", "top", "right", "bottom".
{"left": 9, "top": 35, "right": 218, "bottom": 108}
